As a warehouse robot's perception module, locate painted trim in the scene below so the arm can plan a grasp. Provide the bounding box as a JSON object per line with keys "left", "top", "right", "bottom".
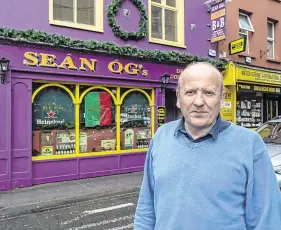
{"left": 32, "top": 83, "right": 77, "bottom": 103}
{"left": 148, "top": 0, "right": 185, "bottom": 48}
{"left": 49, "top": 0, "right": 104, "bottom": 33}
{"left": 79, "top": 86, "right": 117, "bottom": 104}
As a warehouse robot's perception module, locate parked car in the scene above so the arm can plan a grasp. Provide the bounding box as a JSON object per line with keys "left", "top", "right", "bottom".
{"left": 255, "top": 117, "right": 281, "bottom": 187}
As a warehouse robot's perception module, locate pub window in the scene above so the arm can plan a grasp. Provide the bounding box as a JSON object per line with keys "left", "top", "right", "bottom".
{"left": 238, "top": 12, "right": 254, "bottom": 54}
{"left": 49, "top": 0, "right": 103, "bottom": 32}
{"left": 32, "top": 84, "right": 75, "bottom": 157}
{"left": 120, "top": 89, "right": 152, "bottom": 150}
{"left": 149, "top": 0, "right": 185, "bottom": 47}
{"left": 267, "top": 21, "right": 275, "bottom": 59}
{"left": 79, "top": 86, "right": 117, "bottom": 153}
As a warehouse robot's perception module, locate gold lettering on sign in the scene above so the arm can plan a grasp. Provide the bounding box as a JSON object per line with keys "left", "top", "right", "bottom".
{"left": 58, "top": 54, "right": 78, "bottom": 70}
{"left": 108, "top": 60, "right": 123, "bottom": 74}
{"left": 23, "top": 52, "right": 39, "bottom": 66}
{"left": 79, "top": 58, "right": 98, "bottom": 71}
{"left": 23, "top": 52, "right": 149, "bottom": 77}
{"left": 39, "top": 53, "right": 57, "bottom": 68}
{"left": 125, "top": 63, "right": 138, "bottom": 75}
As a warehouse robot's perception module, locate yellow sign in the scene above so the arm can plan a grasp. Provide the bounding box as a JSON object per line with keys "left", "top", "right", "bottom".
{"left": 237, "top": 67, "right": 281, "bottom": 85}
{"left": 42, "top": 146, "right": 53, "bottom": 156}
{"left": 229, "top": 38, "right": 246, "bottom": 55}
{"left": 220, "top": 88, "right": 233, "bottom": 122}
{"left": 157, "top": 106, "right": 166, "bottom": 127}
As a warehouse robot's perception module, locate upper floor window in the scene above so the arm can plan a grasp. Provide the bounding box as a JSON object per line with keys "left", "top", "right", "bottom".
{"left": 49, "top": 0, "right": 103, "bottom": 32}
{"left": 238, "top": 13, "right": 254, "bottom": 54}
{"left": 149, "top": 0, "right": 185, "bottom": 48}
{"left": 267, "top": 21, "right": 275, "bottom": 59}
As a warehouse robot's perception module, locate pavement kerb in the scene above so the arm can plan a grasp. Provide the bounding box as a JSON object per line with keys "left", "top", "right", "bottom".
{"left": 0, "top": 185, "right": 140, "bottom": 220}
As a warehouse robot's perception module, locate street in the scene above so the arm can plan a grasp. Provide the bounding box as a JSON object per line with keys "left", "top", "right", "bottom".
{"left": 0, "top": 190, "right": 139, "bottom": 230}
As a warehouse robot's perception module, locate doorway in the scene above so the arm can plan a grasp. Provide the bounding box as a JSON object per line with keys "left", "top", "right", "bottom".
{"left": 263, "top": 95, "right": 281, "bottom": 122}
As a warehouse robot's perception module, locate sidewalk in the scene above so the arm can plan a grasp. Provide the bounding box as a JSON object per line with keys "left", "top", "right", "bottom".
{"left": 0, "top": 172, "right": 143, "bottom": 219}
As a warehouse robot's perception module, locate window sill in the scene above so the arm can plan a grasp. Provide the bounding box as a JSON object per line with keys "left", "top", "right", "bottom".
{"left": 149, "top": 38, "right": 186, "bottom": 49}
{"left": 266, "top": 58, "right": 281, "bottom": 64}
{"left": 238, "top": 53, "right": 256, "bottom": 59}
{"left": 32, "top": 149, "right": 148, "bottom": 161}
{"left": 49, "top": 20, "right": 104, "bottom": 33}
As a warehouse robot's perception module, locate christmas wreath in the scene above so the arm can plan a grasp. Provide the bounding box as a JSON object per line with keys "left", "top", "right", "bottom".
{"left": 107, "top": 0, "right": 148, "bottom": 41}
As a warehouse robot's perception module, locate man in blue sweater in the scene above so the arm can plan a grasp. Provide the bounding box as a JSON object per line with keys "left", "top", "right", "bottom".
{"left": 134, "top": 62, "right": 281, "bottom": 229}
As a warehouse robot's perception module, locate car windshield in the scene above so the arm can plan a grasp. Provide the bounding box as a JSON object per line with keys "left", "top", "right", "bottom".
{"left": 256, "top": 122, "right": 281, "bottom": 144}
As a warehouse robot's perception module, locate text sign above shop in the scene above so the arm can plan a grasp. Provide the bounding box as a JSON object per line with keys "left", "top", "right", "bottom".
{"left": 237, "top": 67, "right": 281, "bottom": 85}
{"left": 237, "top": 83, "right": 281, "bottom": 94}
{"left": 210, "top": 0, "right": 226, "bottom": 43}
{"left": 229, "top": 38, "right": 246, "bottom": 55}
{"left": 18, "top": 50, "right": 184, "bottom": 84}
{"left": 157, "top": 106, "right": 166, "bottom": 127}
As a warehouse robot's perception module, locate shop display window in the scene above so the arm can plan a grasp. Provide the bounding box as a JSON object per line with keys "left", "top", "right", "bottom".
{"left": 236, "top": 93, "right": 262, "bottom": 128}
{"left": 79, "top": 86, "right": 117, "bottom": 153}
{"left": 32, "top": 85, "right": 76, "bottom": 157}
{"left": 120, "top": 89, "right": 152, "bottom": 150}
{"left": 32, "top": 83, "right": 154, "bottom": 159}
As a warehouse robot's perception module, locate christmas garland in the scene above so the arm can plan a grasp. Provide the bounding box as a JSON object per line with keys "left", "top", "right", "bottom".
{"left": 107, "top": 0, "right": 148, "bottom": 41}
{"left": 0, "top": 27, "right": 228, "bottom": 69}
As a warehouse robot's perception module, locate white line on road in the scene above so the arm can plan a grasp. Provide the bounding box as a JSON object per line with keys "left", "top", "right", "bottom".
{"left": 83, "top": 203, "right": 134, "bottom": 215}
{"left": 66, "top": 215, "right": 134, "bottom": 230}
{"left": 61, "top": 203, "right": 135, "bottom": 226}
{"left": 105, "top": 223, "right": 134, "bottom": 230}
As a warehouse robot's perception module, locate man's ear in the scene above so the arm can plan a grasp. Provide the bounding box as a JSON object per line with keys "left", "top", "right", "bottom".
{"left": 220, "top": 91, "right": 225, "bottom": 110}
{"left": 176, "top": 89, "right": 180, "bottom": 109}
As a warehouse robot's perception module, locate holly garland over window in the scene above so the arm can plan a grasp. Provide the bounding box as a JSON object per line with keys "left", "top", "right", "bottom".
{"left": 0, "top": 27, "right": 228, "bottom": 69}
{"left": 107, "top": 0, "right": 148, "bottom": 41}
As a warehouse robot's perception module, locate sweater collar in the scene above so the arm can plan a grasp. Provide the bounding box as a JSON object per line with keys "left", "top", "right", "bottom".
{"left": 174, "top": 114, "right": 223, "bottom": 141}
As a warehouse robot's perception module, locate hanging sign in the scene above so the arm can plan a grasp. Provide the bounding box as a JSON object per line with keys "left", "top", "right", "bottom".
{"left": 210, "top": 0, "right": 226, "bottom": 43}
{"left": 229, "top": 37, "right": 246, "bottom": 55}
{"left": 157, "top": 106, "right": 166, "bottom": 127}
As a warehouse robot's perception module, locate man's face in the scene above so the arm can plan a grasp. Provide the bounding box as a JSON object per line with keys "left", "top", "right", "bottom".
{"left": 176, "top": 66, "right": 224, "bottom": 130}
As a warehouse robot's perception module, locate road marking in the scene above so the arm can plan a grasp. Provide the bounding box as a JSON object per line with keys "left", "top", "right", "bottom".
{"left": 61, "top": 203, "right": 135, "bottom": 226}
{"left": 105, "top": 223, "right": 134, "bottom": 230}
{"left": 2, "top": 192, "right": 138, "bottom": 221}
{"left": 66, "top": 215, "right": 134, "bottom": 230}
{"left": 83, "top": 203, "right": 134, "bottom": 215}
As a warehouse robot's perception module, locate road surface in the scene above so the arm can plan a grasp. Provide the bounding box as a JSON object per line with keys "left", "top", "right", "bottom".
{"left": 0, "top": 190, "right": 139, "bottom": 230}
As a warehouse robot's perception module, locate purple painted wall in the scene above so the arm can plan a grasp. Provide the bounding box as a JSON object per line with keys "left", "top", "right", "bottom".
{"left": 0, "top": 72, "right": 11, "bottom": 190}
{"left": 11, "top": 79, "right": 32, "bottom": 188}
{"left": 0, "top": 0, "right": 214, "bottom": 58}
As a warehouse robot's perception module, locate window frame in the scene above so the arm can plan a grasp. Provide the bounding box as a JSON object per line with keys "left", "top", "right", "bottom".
{"left": 267, "top": 21, "right": 275, "bottom": 59}
{"left": 148, "top": 0, "right": 185, "bottom": 48}
{"left": 49, "top": 0, "right": 104, "bottom": 32}
{"left": 239, "top": 29, "right": 249, "bottom": 54}
{"left": 238, "top": 12, "right": 254, "bottom": 32}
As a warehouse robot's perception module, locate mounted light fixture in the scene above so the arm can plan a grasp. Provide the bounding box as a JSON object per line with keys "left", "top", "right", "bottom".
{"left": 0, "top": 57, "right": 10, "bottom": 84}
{"left": 160, "top": 73, "right": 169, "bottom": 92}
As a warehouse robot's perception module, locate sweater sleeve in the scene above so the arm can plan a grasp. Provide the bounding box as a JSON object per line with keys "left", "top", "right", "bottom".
{"left": 134, "top": 140, "right": 156, "bottom": 230}
{"left": 245, "top": 150, "right": 281, "bottom": 230}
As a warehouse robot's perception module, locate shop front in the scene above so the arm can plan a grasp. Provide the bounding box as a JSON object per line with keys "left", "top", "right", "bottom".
{"left": 0, "top": 42, "right": 187, "bottom": 191}
{"left": 222, "top": 62, "right": 281, "bottom": 129}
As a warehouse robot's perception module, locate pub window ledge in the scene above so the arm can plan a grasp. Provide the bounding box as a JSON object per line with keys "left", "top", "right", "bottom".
{"left": 266, "top": 58, "right": 281, "bottom": 64}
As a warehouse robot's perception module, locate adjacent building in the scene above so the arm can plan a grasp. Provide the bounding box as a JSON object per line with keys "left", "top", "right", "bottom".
{"left": 218, "top": 0, "right": 281, "bottom": 129}
{"left": 0, "top": 0, "right": 226, "bottom": 190}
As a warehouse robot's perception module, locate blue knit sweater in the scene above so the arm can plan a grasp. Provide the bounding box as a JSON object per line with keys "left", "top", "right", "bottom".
{"left": 134, "top": 121, "right": 281, "bottom": 230}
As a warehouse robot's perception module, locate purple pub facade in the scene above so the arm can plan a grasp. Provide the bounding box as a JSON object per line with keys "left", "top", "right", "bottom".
{"left": 0, "top": 0, "right": 225, "bottom": 190}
